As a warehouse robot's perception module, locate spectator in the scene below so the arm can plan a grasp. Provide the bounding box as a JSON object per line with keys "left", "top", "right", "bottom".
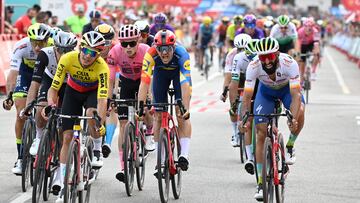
{"left": 45, "top": 11, "right": 52, "bottom": 24}
{"left": 50, "top": 16, "right": 58, "bottom": 27}
{"left": 35, "top": 11, "right": 47, "bottom": 23}
{"left": 82, "top": 10, "right": 102, "bottom": 34}
{"left": 63, "top": 6, "right": 88, "bottom": 34}
{"left": 4, "top": 6, "right": 17, "bottom": 34}
{"left": 31, "top": 4, "right": 42, "bottom": 24}
{"left": 14, "top": 8, "right": 36, "bottom": 35}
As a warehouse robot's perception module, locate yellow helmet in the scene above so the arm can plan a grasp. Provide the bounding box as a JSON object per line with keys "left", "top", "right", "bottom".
{"left": 203, "top": 16, "right": 212, "bottom": 25}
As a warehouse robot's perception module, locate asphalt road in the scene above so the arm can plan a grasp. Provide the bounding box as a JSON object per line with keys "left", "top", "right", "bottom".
{"left": 1, "top": 46, "right": 360, "bottom": 203}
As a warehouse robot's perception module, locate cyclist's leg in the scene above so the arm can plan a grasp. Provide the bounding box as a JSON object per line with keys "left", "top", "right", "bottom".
{"left": 311, "top": 42, "right": 320, "bottom": 77}
{"left": 299, "top": 44, "right": 307, "bottom": 84}
{"left": 104, "top": 74, "right": 119, "bottom": 151}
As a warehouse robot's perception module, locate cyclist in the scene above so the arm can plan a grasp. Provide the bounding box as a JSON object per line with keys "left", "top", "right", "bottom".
{"left": 263, "top": 20, "right": 274, "bottom": 37}
{"left": 135, "top": 20, "right": 155, "bottom": 47}
{"left": 270, "top": 15, "right": 299, "bottom": 55}
{"left": 220, "top": 34, "right": 251, "bottom": 146}
{"left": 196, "top": 16, "right": 215, "bottom": 74}
{"left": 105, "top": 24, "right": 151, "bottom": 182}
{"left": 235, "top": 14, "right": 264, "bottom": 40}
{"left": 82, "top": 9, "right": 102, "bottom": 34}
{"left": 94, "top": 23, "right": 118, "bottom": 158}
{"left": 240, "top": 37, "right": 305, "bottom": 201}
{"left": 217, "top": 16, "right": 230, "bottom": 67}
{"left": 297, "top": 18, "right": 321, "bottom": 83}
{"left": 138, "top": 29, "right": 192, "bottom": 171}
{"left": 229, "top": 38, "right": 258, "bottom": 174}
{"left": 3, "top": 23, "right": 50, "bottom": 175}
{"left": 46, "top": 31, "right": 108, "bottom": 202}
{"left": 226, "top": 15, "right": 243, "bottom": 49}
{"left": 149, "top": 13, "right": 174, "bottom": 36}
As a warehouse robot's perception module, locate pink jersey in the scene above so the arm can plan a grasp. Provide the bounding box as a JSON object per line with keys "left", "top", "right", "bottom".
{"left": 297, "top": 26, "right": 320, "bottom": 45}
{"left": 107, "top": 43, "right": 150, "bottom": 81}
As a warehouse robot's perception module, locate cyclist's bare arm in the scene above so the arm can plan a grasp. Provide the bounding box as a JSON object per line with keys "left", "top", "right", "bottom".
{"left": 26, "top": 81, "right": 41, "bottom": 106}
{"left": 138, "top": 82, "right": 150, "bottom": 104}
{"left": 47, "top": 87, "right": 59, "bottom": 106}
{"left": 6, "top": 70, "right": 18, "bottom": 93}
{"left": 289, "top": 87, "right": 301, "bottom": 120}
{"left": 97, "top": 98, "right": 108, "bottom": 124}
{"left": 229, "top": 80, "right": 239, "bottom": 105}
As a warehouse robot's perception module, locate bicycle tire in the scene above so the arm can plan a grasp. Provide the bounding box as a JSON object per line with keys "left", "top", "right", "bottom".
{"left": 32, "top": 128, "right": 50, "bottom": 203}
{"left": 136, "top": 122, "right": 146, "bottom": 191}
{"left": 21, "top": 119, "right": 33, "bottom": 192}
{"left": 63, "top": 140, "right": 79, "bottom": 203}
{"left": 83, "top": 135, "right": 94, "bottom": 203}
{"left": 275, "top": 133, "right": 286, "bottom": 203}
{"left": 262, "top": 137, "right": 274, "bottom": 203}
{"left": 239, "top": 132, "right": 246, "bottom": 163}
{"left": 124, "top": 122, "right": 135, "bottom": 196}
{"left": 158, "top": 128, "right": 170, "bottom": 203}
{"left": 170, "top": 127, "right": 182, "bottom": 199}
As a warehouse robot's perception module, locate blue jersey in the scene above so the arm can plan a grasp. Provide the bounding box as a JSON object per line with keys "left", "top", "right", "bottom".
{"left": 200, "top": 24, "right": 214, "bottom": 45}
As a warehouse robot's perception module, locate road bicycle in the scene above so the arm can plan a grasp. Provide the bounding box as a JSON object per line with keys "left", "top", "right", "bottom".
{"left": 111, "top": 98, "right": 147, "bottom": 196}
{"left": 301, "top": 53, "right": 314, "bottom": 104}
{"left": 242, "top": 102, "right": 292, "bottom": 203}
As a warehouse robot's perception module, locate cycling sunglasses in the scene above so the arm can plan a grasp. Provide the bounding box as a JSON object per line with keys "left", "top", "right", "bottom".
{"left": 57, "top": 47, "right": 74, "bottom": 54}
{"left": 30, "top": 39, "right": 47, "bottom": 47}
{"left": 280, "top": 26, "right": 288, "bottom": 30}
{"left": 121, "top": 41, "right": 137, "bottom": 48}
{"left": 104, "top": 40, "right": 112, "bottom": 46}
{"left": 245, "top": 23, "right": 256, "bottom": 29}
{"left": 141, "top": 32, "right": 149, "bottom": 38}
{"left": 258, "top": 53, "right": 277, "bottom": 62}
{"left": 156, "top": 45, "right": 174, "bottom": 53}
{"left": 81, "top": 47, "right": 99, "bottom": 57}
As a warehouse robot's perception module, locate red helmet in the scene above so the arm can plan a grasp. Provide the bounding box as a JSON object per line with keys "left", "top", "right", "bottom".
{"left": 154, "top": 29, "right": 176, "bottom": 46}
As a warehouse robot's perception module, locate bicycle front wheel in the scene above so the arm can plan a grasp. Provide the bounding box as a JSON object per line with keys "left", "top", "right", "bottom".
{"left": 263, "top": 137, "right": 274, "bottom": 203}
{"left": 124, "top": 122, "right": 135, "bottom": 196}
{"left": 239, "top": 132, "right": 247, "bottom": 163}
{"left": 158, "top": 128, "right": 170, "bottom": 203}
{"left": 136, "top": 123, "right": 146, "bottom": 190}
{"left": 275, "top": 133, "right": 286, "bottom": 203}
{"left": 170, "top": 127, "right": 182, "bottom": 199}
{"left": 64, "top": 140, "right": 80, "bottom": 203}
{"left": 22, "top": 119, "right": 34, "bottom": 192}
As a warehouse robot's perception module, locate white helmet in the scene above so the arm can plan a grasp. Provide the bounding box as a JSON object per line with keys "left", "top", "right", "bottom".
{"left": 255, "top": 37, "right": 279, "bottom": 55}
{"left": 54, "top": 31, "right": 77, "bottom": 48}
{"left": 81, "top": 31, "right": 105, "bottom": 49}
{"left": 234, "top": 34, "right": 252, "bottom": 49}
{"left": 134, "top": 20, "right": 150, "bottom": 33}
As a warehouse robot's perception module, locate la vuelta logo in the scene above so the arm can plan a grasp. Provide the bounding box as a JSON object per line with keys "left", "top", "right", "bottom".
{"left": 71, "top": 0, "right": 88, "bottom": 13}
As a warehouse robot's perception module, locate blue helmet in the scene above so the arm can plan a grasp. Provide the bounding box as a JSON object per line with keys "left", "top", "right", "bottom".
{"left": 154, "top": 13, "right": 167, "bottom": 24}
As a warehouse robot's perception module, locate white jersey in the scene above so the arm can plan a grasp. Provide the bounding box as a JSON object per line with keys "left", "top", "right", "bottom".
{"left": 244, "top": 53, "right": 300, "bottom": 91}
{"left": 224, "top": 48, "right": 238, "bottom": 73}
{"left": 42, "top": 47, "right": 59, "bottom": 78}
{"left": 231, "top": 52, "right": 252, "bottom": 81}
{"left": 270, "top": 23, "right": 298, "bottom": 40}
{"left": 10, "top": 37, "right": 37, "bottom": 71}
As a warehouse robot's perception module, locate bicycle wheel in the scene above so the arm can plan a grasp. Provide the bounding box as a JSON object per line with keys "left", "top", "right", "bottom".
{"left": 21, "top": 119, "right": 33, "bottom": 192}
{"left": 275, "top": 133, "right": 286, "bottom": 203}
{"left": 262, "top": 137, "right": 274, "bottom": 203}
{"left": 123, "top": 122, "right": 135, "bottom": 196}
{"left": 170, "top": 127, "right": 182, "bottom": 199}
{"left": 136, "top": 122, "right": 146, "bottom": 191}
{"left": 63, "top": 140, "right": 80, "bottom": 203}
{"left": 239, "top": 132, "right": 247, "bottom": 163}
{"left": 83, "top": 135, "right": 94, "bottom": 203}
{"left": 32, "top": 129, "right": 50, "bottom": 203}
{"left": 158, "top": 128, "right": 170, "bottom": 203}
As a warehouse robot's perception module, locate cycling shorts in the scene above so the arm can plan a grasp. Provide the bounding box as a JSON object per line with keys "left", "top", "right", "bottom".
{"left": 13, "top": 64, "right": 33, "bottom": 99}
{"left": 152, "top": 67, "right": 182, "bottom": 112}
{"left": 61, "top": 85, "right": 97, "bottom": 131}
{"left": 300, "top": 43, "right": 314, "bottom": 62}
{"left": 38, "top": 74, "right": 66, "bottom": 104}
{"left": 118, "top": 76, "right": 140, "bottom": 120}
{"left": 253, "top": 82, "right": 304, "bottom": 125}
{"left": 279, "top": 42, "right": 294, "bottom": 54}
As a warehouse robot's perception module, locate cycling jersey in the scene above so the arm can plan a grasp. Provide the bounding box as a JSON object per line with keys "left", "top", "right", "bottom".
{"left": 270, "top": 23, "right": 298, "bottom": 45}
{"left": 224, "top": 48, "right": 238, "bottom": 73}
{"left": 235, "top": 27, "right": 265, "bottom": 39}
{"left": 217, "top": 24, "right": 228, "bottom": 42}
{"left": 297, "top": 26, "right": 320, "bottom": 45}
{"left": 149, "top": 24, "right": 175, "bottom": 36}
{"left": 226, "top": 24, "right": 241, "bottom": 41}
{"left": 51, "top": 51, "right": 109, "bottom": 99}
{"left": 231, "top": 52, "right": 252, "bottom": 81}
{"left": 244, "top": 53, "right": 300, "bottom": 91}
{"left": 199, "top": 23, "right": 214, "bottom": 47}
{"left": 107, "top": 43, "right": 149, "bottom": 81}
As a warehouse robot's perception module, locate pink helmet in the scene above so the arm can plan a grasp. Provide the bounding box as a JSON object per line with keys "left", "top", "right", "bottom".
{"left": 304, "top": 18, "right": 315, "bottom": 27}
{"left": 118, "top": 24, "right": 140, "bottom": 41}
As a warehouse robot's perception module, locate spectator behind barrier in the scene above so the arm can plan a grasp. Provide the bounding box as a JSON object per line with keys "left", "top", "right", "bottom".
{"left": 14, "top": 8, "right": 36, "bottom": 35}
{"left": 63, "top": 6, "right": 88, "bottom": 34}
{"left": 4, "top": 6, "right": 17, "bottom": 34}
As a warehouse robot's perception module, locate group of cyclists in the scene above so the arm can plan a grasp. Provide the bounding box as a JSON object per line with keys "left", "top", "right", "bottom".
{"left": 1, "top": 9, "right": 324, "bottom": 202}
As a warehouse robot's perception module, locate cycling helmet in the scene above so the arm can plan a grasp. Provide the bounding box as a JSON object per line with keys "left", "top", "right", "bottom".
{"left": 27, "top": 23, "right": 50, "bottom": 40}
{"left": 89, "top": 10, "right": 101, "bottom": 19}
{"left": 233, "top": 34, "right": 252, "bottom": 49}
{"left": 255, "top": 37, "right": 279, "bottom": 55}
{"left": 277, "top": 15, "right": 290, "bottom": 27}
{"left": 95, "top": 24, "right": 115, "bottom": 40}
{"left": 118, "top": 24, "right": 140, "bottom": 41}
{"left": 221, "top": 16, "right": 230, "bottom": 23}
{"left": 49, "top": 26, "right": 62, "bottom": 38}
{"left": 264, "top": 20, "right": 274, "bottom": 29}
{"left": 134, "top": 20, "right": 150, "bottom": 33}
{"left": 316, "top": 19, "right": 324, "bottom": 26}
{"left": 202, "top": 16, "right": 212, "bottom": 25}
{"left": 266, "top": 16, "right": 274, "bottom": 22}
{"left": 233, "top": 15, "right": 243, "bottom": 24}
{"left": 81, "top": 31, "right": 105, "bottom": 49}
{"left": 243, "top": 14, "right": 257, "bottom": 25}
{"left": 154, "top": 13, "right": 167, "bottom": 24}
{"left": 245, "top": 39, "right": 259, "bottom": 54}
{"left": 54, "top": 31, "right": 77, "bottom": 48}
{"left": 154, "top": 29, "right": 176, "bottom": 46}
{"left": 304, "top": 18, "right": 315, "bottom": 27}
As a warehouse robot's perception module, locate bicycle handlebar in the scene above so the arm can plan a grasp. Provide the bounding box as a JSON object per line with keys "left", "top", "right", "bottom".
{"left": 242, "top": 110, "right": 293, "bottom": 126}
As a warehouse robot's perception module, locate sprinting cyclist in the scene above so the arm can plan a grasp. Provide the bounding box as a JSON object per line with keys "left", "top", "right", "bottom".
{"left": 3, "top": 23, "right": 50, "bottom": 175}
{"left": 46, "top": 31, "right": 109, "bottom": 202}
{"left": 220, "top": 34, "right": 251, "bottom": 146}
{"left": 270, "top": 15, "right": 299, "bottom": 55}
{"left": 196, "top": 16, "right": 215, "bottom": 74}
{"left": 235, "top": 14, "right": 264, "bottom": 40}
{"left": 149, "top": 13, "right": 174, "bottom": 36}
{"left": 240, "top": 37, "right": 305, "bottom": 201}
{"left": 135, "top": 20, "right": 155, "bottom": 47}
{"left": 105, "top": 24, "right": 151, "bottom": 182}
{"left": 93, "top": 23, "right": 118, "bottom": 158}
{"left": 229, "top": 38, "right": 258, "bottom": 174}
{"left": 217, "top": 16, "right": 230, "bottom": 67}
{"left": 138, "top": 29, "right": 192, "bottom": 171}
{"left": 226, "top": 15, "right": 243, "bottom": 49}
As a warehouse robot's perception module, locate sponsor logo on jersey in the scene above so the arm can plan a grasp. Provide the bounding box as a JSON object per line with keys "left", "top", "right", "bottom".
{"left": 184, "top": 60, "right": 191, "bottom": 70}
{"left": 99, "top": 73, "right": 108, "bottom": 88}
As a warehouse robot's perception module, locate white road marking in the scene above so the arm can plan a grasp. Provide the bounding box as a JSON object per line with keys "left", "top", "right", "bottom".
{"left": 9, "top": 191, "right": 31, "bottom": 203}
{"left": 193, "top": 72, "right": 221, "bottom": 89}
{"left": 325, "top": 50, "right": 351, "bottom": 94}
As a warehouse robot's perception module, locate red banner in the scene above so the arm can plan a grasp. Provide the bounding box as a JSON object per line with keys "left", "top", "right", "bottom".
{"left": 176, "top": 0, "right": 201, "bottom": 7}
{"left": 341, "top": 0, "right": 360, "bottom": 11}
{"left": 147, "top": 0, "right": 178, "bottom": 5}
